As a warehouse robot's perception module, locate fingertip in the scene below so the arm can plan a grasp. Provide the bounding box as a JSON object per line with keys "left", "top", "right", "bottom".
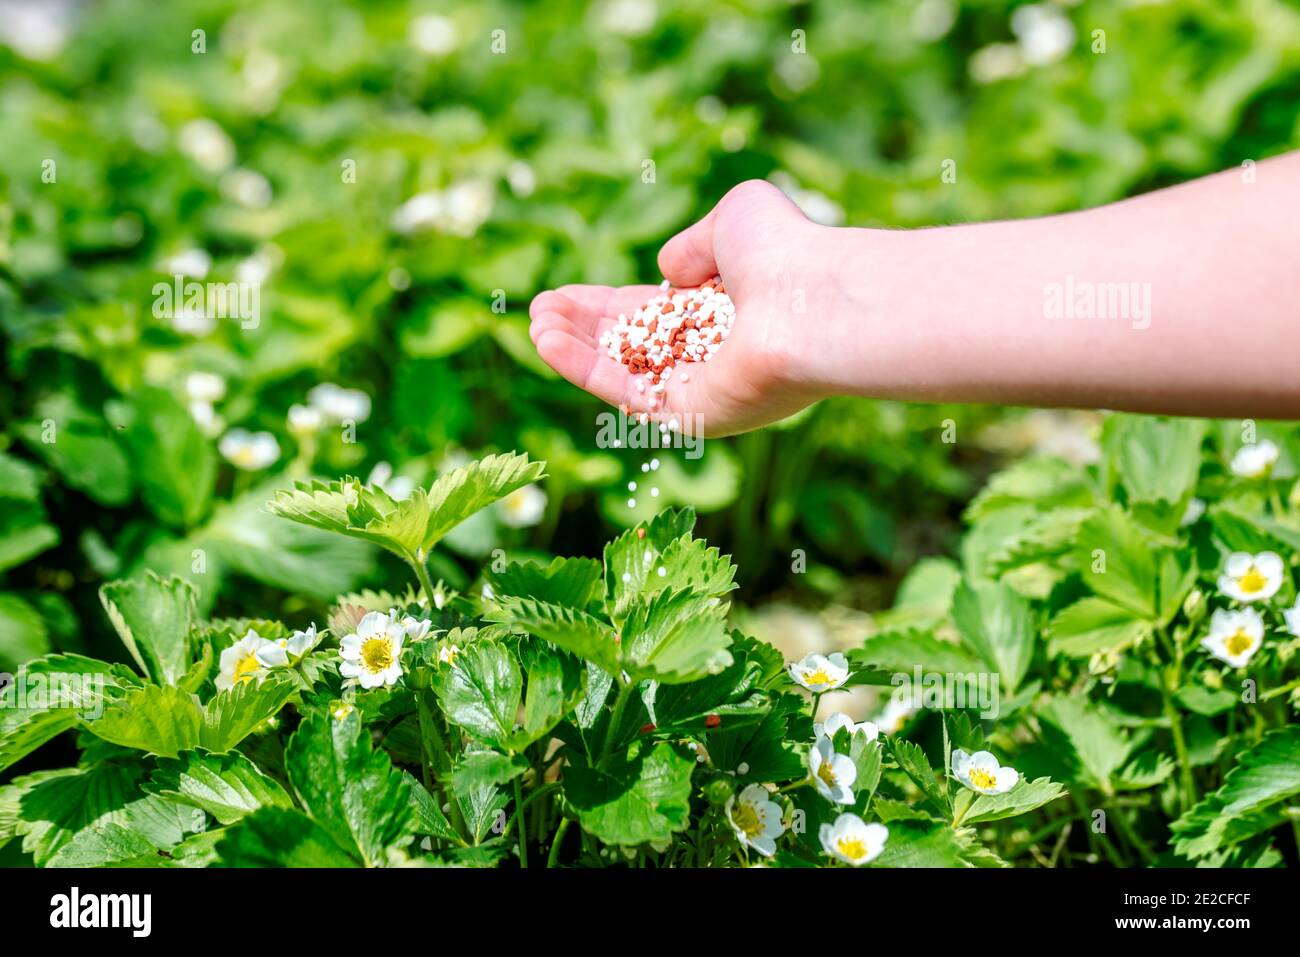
{"left": 535, "top": 328, "right": 595, "bottom": 390}
{"left": 529, "top": 290, "right": 572, "bottom": 321}
{"left": 530, "top": 310, "right": 596, "bottom": 348}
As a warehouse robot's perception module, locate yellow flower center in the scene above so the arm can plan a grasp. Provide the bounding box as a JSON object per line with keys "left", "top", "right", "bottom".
{"left": 803, "top": 668, "right": 833, "bottom": 687}
{"left": 731, "top": 803, "right": 763, "bottom": 838}
{"left": 836, "top": 836, "right": 868, "bottom": 861}
{"left": 1236, "top": 566, "right": 1268, "bottom": 594}
{"left": 361, "top": 637, "right": 394, "bottom": 673}
{"left": 968, "top": 767, "right": 997, "bottom": 790}
{"left": 232, "top": 653, "right": 261, "bottom": 684}
{"left": 817, "top": 762, "right": 838, "bottom": 788}
{"left": 1224, "top": 630, "right": 1255, "bottom": 657}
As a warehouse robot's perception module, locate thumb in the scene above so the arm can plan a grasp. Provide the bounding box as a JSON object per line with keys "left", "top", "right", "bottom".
{"left": 657, "top": 179, "right": 807, "bottom": 287}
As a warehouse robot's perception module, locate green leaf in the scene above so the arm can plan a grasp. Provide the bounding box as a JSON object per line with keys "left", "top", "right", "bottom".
{"left": 645, "top": 632, "right": 780, "bottom": 735}
{"left": 46, "top": 823, "right": 161, "bottom": 867}
{"left": 1102, "top": 415, "right": 1205, "bottom": 510}
{"left": 13, "top": 763, "right": 142, "bottom": 865}
{"left": 420, "top": 452, "right": 547, "bottom": 551}
{"left": 402, "top": 773, "right": 461, "bottom": 844}
{"left": 86, "top": 676, "right": 293, "bottom": 757}
{"left": 456, "top": 781, "right": 511, "bottom": 845}
{"left": 265, "top": 476, "right": 363, "bottom": 539}
{"left": 198, "top": 675, "right": 296, "bottom": 752}
{"left": 951, "top": 578, "right": 1035, "bottom": 693}
{"left": 564, "top": 741, "right": 695, "bottom": 846}
{"left": 430, "top": 641, "right": 522, "bottom": 749}
{"left": 853, "top": 629, "right": 984, "bottom": 675}
{"left": 99, "top": 572, "right": 198, "bottom": 685}
{"left": 1074, "top": 506, "right": 1192, "bottom": 622}
{"left": 145, "top": 750, "right": 292, "bottom": 825}
{"left": 1038, "top": 697, "right": 1133, "bottom": 791}
{"left": 86, "top": 684, "right": 204, "bottom": 757}
{"left": 1045, "top": 597, "right": 1151, "bottom": 659}
{"left": 0, "top": 450, "right": 42, "bottom": 501}
{"left": 267, "top": 453, "right": 546, "bottom": 564}
{"left": 603, "top": 508, "right": 698, "bottom": 619}
{"left": 105, "top": 387, "right": 215, "bottom": 529}
{"left": 514, "top": 639, "right": 587, "bottom": 749}
{"left": 1210, "top": 503, "right": 1300, "bottom": 555}
{"left": 486, "top": 596, "right": 619, "bottom": 674}
{"left": 1176, "top": 684, "right": 1239, "bottom": 717}
{"left": 706, "top": 693, "right": 809, "bottom": 781}
{"left": 16, "top": 401, "right": 133, "bottom": 506}
{"left": 872, "top": 820, "right": 970, "bottom": 867}
{"left": 285, "top": 711, "right": 416, "bottom": 866}
{"left": 964, "top": 456, "right": 1095, "bottom": 521}
{"left": 619, "top": 588, "right": 733, "bottom": 684}
{"left": 0, "top": 501, "right": 59, "bottom": 573}
{"left": 0, "top": 654, "right": 140, "bottom": 772}
{"left": 0, "top": 592, "right": 51, "bottom": 671}
{"left": 885, "top": 736, "right": 950, "bottom": 816}
{"left": 452, "top": 750, "right": 530, "bottom": 793}
{"left": 487, "top": 556, "right": 603, "bottom": 611}
{"left": 217, "top": 807, "right": 361, "bottom": 867}
{"left": 1171, "top": 726, "right": 1300, "bottom": 859}
{"left": 960, "top": 777, "right": 1067, "bottom": 824}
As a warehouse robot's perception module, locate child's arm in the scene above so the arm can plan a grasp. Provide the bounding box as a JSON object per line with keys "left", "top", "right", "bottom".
{"left": 530, "top": 153, "right": 1300, "bottom": 435}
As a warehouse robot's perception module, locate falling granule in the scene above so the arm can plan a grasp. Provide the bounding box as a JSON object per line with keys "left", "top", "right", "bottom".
{"left": 650, "top": 487, "right": 659, "bottom": 497}
{"left": 627, "top": 498, "right": 636, "bottom": 508}
{"left": 628, "top": 481, "right": 637, "bottom": 491}
{"left": 598, "top": 276, "right": 735, "bottom": 411}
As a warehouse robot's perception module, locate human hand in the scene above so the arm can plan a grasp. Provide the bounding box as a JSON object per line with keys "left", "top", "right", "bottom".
{"left": 529, "top": 180, "right": 838, "bottom": 437}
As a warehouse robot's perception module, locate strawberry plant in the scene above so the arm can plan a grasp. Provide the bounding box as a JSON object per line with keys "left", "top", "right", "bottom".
{"left": 3, "top": 418, "right": 1298, "bottom": 868}
{"left": 1, "top": 451, "right": 1069, "bottom": 867}
{"left": 856, "top": 415, "right": 1300, "bottom": 866}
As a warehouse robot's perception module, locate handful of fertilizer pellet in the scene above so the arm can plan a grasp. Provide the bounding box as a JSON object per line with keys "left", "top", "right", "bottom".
{"left": 598, "top": 277, "right": 735, "bottom": 408}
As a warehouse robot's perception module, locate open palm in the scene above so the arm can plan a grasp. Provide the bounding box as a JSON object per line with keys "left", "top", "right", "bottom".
{"left": 528, "top": 181, "right": 829, "bottom": 437}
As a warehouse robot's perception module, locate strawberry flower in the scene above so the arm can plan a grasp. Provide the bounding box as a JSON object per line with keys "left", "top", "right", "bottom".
{"left": 1201, "top": 607, "right": 1265, "bottom": 669}
{"left": 216, "top": 629, "right": 274, "bottom": 691}
{"left": 952, "top": 749, "right": 1019, "bottom": 795}
{"left": 726, "top": 784, "right": 785, "bottom": 857}
{"left": 788, "top": 652, "right": 850, "bottom": 692}
{"left": 1217, "top": 551, "right": 1285, "bottom": 603}
{"left": 820, "top": 813, "right": 888, "bottom": 866}
{"left": 339, "top": 611, "right": 408, "bottom": 689}
{"left": 814, "top": 712, "right": 879, "bottom": 742}
{"left": 256, "top": 624, "right": 322, "bottom": 668}
{"left": 809, "top": 737, "right": 857, "bottom": 805}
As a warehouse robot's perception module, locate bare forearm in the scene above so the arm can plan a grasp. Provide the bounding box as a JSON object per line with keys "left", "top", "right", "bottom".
{"left": 809, "top": 153, "right": 1300, "bottom": 418}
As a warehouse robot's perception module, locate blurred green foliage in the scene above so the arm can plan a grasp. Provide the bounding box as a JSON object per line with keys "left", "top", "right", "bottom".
{"left": 1, "top": 0, "right": 1298, "bottom": 670}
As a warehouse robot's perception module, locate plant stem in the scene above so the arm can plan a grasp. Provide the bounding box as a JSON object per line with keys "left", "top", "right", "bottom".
{"left": 1162, "top": 687, "right": 1196, "bottom": 815}
{"left": 1106, "top": 799, "right": 1157, "bottom": 865}
{"left": 416, "top": 690, "right": 467, "bottom": 840}
{"left": 513, "top": 776, "right": 529, "bottom": 868}
{"left": 598, "top": 680, "right": 635, "bottom": 771}
{"left": 409, "top": 553, "right": 438, "bottom": 610}
{"left": 548, "top": 817, "right": 571, "bottom": 868}
{"left": 1261, "top": 676, "right": 1300, "bottom": 702}
{"left": 1157, "top": 627, "right": 1197, "bottom": 814}
{"left": 1268, "top": 482, "right": 1286, "bottom": 517}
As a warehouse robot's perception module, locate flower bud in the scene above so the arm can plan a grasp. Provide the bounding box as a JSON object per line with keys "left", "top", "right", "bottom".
{"left": 1183, "top": 588, "right": 1207, "bottom": 625}
{"left": 703, "top": 779, "right": 734, "bottom": 807}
